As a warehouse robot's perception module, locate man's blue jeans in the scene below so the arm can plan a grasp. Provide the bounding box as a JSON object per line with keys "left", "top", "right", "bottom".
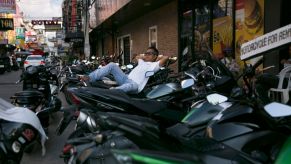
{"left": 89, "top": 62, "right": 138, "bottom": 93}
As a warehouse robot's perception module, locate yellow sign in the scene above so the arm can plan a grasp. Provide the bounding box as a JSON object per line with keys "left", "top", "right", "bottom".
{"left": 213, "top": 16, "right": 233, "bottom": 59}
{"left": 235, "top": 0, "right": 264, "bottom": 64}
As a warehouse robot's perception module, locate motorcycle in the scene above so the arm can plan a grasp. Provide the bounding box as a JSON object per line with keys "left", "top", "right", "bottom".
{"left": 60, "top": 115, "right": 261, "bottom": 164}
{"left": 56, "top": 57, "right": 233, "bottom": 136}
{"left": 60, "top": 56, "right": 291, "bottom": 164}
{"left": 0, "top": 98, "right": 47, "bottom": 163}
{"left": 10, "top": 65, "right": 61, "bottom": 131}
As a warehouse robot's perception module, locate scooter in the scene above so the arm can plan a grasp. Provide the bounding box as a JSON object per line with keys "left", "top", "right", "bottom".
{"left": 0, "top": 98, "right": 47, "bottom": 163}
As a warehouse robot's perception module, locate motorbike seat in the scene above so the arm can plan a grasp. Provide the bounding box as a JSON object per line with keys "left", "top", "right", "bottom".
{"left": 12, "top": 90, "right": 44, "bottom": 98}
{"left": 11, "top": 90, "right": 44, "bottom": 104}
{"left": 79, "top": 87, "right": 178, "bottom": 115}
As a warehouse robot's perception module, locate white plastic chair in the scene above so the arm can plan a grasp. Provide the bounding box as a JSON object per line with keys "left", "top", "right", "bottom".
{"left": 268, "top": 66, "right": 291, "bottom": 104}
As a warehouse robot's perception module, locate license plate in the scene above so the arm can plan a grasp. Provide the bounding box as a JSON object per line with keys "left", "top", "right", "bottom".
{"left": 17, "top": 58, "right": 21, "bottom": 61}
{"left": 0, "top": 65, "right": 4, "bottom": 68}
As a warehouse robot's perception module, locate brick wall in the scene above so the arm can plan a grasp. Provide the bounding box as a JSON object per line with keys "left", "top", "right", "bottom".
{"left": 119, "top": 0, "right": 178, "bottom": 56}
{"left": 102, "top": 0, "right": 179, "bottom": 71}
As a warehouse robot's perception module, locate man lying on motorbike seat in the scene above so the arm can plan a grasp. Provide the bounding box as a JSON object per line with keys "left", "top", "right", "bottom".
{"left": 80, "top": 46, "right": 169, "bottom": 94}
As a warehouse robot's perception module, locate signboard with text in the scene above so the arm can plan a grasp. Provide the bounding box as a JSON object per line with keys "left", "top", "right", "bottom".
{"left": 0, "top": 18, "right": 14, "bottom": 31}
{"left": 0, "top": 0, "right": 16, "bottom": 13}
{"left": 240, "top": 24, "right": 291, "bottom": 60}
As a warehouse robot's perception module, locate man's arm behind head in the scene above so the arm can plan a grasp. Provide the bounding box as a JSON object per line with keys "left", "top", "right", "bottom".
{"left": 156, "top": 55, "right": 170, "bottom": 67}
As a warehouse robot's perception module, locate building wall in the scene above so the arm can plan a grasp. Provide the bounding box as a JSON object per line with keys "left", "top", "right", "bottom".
{"left": 107, "top": 0, "right": 179, "bottom": 69}
{"left": 263, "top": 0, "right": 282, "bottom": 74}
{"left": 103, "top": 33, "right": 114, "bottom": 56}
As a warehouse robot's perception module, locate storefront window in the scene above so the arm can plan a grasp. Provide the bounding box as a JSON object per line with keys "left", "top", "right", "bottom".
{"left": 194, "top": 5, "right": 210, "bottom": 56}
{"left": 180, "top": 4, "right": 193, "bottom": 71}
{"left": 179, "top": 0, "right": 235, "bottom": 69}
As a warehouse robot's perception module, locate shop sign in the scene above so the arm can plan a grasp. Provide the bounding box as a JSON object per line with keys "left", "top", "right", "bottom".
{"left": 31, "top": 20, "right": 59, "bottom": 25}
{"left": 241, "top": 24, "right": 291, "bottom": 60}
{"left": 0, "top": 0, "right": 16, "bottom": 13}
{"left": 0, "top": 18, "right": 14, "bottom": 30}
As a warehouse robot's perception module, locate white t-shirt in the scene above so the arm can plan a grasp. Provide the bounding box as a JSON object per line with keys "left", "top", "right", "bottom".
{"left": 128, "top": 59, "right": 160, "bottom": 92}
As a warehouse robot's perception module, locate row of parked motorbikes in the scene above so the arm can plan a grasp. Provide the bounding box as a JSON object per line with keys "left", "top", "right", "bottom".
{"left": 54, "top": 49, "right": 291, "bottom": 164}
{"left": 1, "top": 49, "right": 291, "bottom": 164}
{"left": 0, "top": 56, "right": 62, "bottom": 163}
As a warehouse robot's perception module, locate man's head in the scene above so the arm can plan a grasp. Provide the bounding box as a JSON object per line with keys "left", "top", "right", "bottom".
{"left": 143, "top": 46, "right": 159, "bottom": 62}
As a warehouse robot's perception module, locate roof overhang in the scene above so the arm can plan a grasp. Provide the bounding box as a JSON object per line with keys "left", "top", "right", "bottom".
{"left": 94, "top": 0, "right": 174, "bottom": 32}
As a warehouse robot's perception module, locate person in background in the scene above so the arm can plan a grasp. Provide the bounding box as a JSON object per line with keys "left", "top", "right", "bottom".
{"left": 80, "top": 46, "right": 169, "bottom": 93}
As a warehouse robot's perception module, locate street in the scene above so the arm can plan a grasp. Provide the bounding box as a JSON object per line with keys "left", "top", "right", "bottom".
{"left": 0, "top": 70, "right": 74, "bottom": 164}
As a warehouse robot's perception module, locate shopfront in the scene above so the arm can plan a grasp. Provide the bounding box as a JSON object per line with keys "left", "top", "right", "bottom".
{"left": 178, "top": 0, "right": 290, "bottom": 73}
{"left": 178, "top": 0, "right": 236, "bottom": 71}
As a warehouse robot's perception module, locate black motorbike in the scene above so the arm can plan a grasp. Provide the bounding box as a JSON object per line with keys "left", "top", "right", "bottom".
{"left": 60, "top": 57, "right": 291, "bottom": 164}
{"left": 56, "top": 58, "right": 231, "bottom": 136}
{"left": 10, "top": 65, "right": 61, "bottom": 131}
{"left": 0, "top": 98, "right": 47, "bottom": 164}
{"left": 60, "top": 123, "right": 261, "bottom": 164}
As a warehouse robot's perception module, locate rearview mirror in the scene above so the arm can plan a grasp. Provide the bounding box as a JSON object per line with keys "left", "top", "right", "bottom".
{"left": 206, "top": 93, "right": 228, "bottom": 105}
{"left": 145, "top": 71, "right": 155, "bottom": 77}
{"left": 181, "top": 79, "right": 194, "bottom": 89}
{"left": 264, "top": 102, "right": 291, "bottom": 117}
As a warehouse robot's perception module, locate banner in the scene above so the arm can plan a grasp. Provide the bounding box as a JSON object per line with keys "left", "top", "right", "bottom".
{"left": 213, "top": 16, "right": 233, "bottom": 59}
{"left": 235, "top": 0, "right": 264, "bottom": 63}
{"left": 240, "top": 24, "right": 291, "bottom": 60}
{"left": 0, "top": 0, "right": 16, "bottom": 13}
{"left": 0, "top": 18, "right": 14, "bottom": 30}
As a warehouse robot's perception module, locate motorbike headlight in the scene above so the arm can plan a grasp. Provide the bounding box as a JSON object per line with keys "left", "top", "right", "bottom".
{"left": 76, "top": 111, "right": 88, "bottom": 126}
{"left": 113, "top": 151, "right": 132, "bottom": 163}
{"left": 12, "top": 141, "right": 21, "bottom": 153}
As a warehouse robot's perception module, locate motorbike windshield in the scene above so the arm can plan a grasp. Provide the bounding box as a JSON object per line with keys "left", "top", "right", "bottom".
{"left": 182, "top": 101, "right": 232, "bottom": 127}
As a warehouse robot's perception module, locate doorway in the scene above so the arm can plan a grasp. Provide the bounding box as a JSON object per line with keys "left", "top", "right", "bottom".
{"left": 117, "top": 35, "right": 131, "bottom": 65}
